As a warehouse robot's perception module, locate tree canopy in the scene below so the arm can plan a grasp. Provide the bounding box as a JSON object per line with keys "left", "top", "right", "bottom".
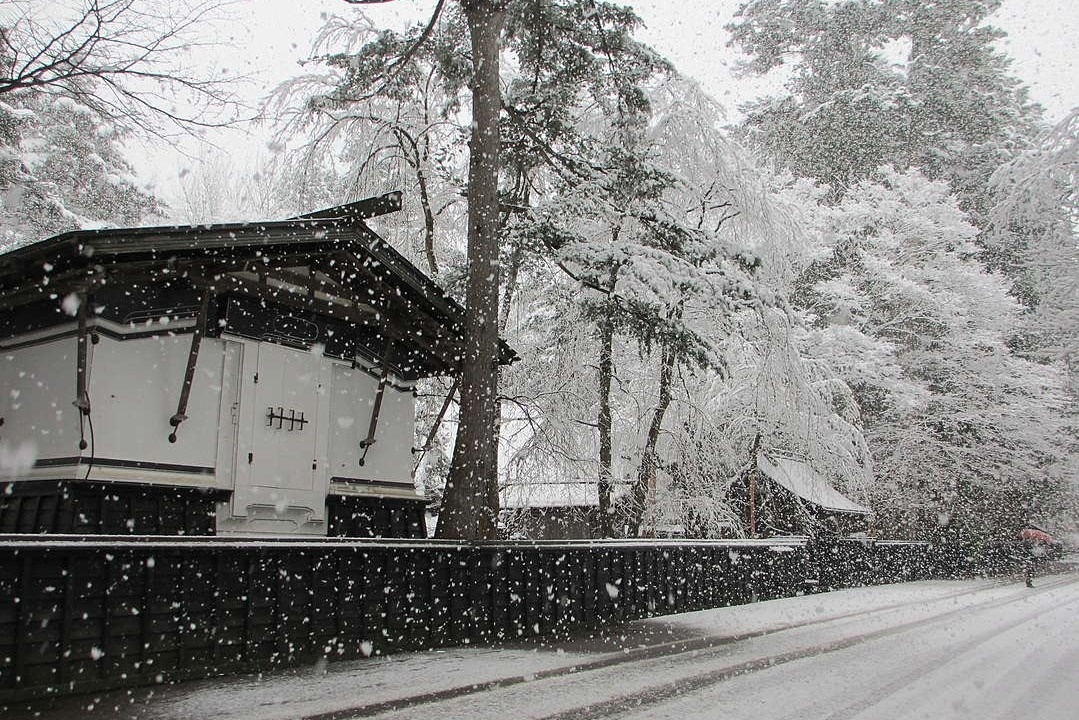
{"left": 10, "top": 0, "right": 1070, "bottom": 542}
{"left": 0, "top": 0, "right": 242, "bottom": 247}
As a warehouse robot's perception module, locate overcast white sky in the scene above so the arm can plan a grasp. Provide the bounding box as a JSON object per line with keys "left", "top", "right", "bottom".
{"left": 136, "top": 0, "right": 1079, "bottom": 206}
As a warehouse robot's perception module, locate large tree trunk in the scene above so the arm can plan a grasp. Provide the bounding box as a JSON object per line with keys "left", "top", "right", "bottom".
{"left": 436, "top": 0, "right": 507, "bottom": 540}
{"left": 628, "top": 341, "right": 676, "bottom": 536}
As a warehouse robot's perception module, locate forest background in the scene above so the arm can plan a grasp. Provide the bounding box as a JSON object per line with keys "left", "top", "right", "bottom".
{"left": 1, "top": 0, "right": 1076, "bottom": 544}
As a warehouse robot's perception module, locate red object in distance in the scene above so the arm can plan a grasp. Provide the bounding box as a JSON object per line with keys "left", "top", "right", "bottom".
{"left": 1020, "top": 528, "right": 1053, "bottom": 544}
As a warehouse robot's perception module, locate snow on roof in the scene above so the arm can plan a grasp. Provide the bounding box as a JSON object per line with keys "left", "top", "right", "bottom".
{"left": 501, "top": 481, "right": 630, "bottom": 510}
{"left": 757, "top": 453, "right": 872, "bottom": 516}
{"left": 0, "top": 192, "right": 518, "bottom": 377}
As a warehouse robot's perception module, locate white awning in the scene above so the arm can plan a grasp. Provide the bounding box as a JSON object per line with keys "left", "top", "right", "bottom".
{"left": 757, "top": 454, "right": 872, "bottom": 516}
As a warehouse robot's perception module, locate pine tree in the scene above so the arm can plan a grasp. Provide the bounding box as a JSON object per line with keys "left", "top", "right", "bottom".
{"left": 728, "top": 0, "right": 1041, "bottom": 219}
{"left": 0, "top": 93, "right": 158, "bottom": 249}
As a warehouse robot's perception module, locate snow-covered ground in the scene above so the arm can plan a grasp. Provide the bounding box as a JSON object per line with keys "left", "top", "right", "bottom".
{"left": 9, "top": 568, "right": 1079, "bottom": 720}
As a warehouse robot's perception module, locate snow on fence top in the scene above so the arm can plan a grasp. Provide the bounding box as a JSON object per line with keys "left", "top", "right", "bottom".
{"left": 0, "top": 533, "right": 817, "bottom": 551}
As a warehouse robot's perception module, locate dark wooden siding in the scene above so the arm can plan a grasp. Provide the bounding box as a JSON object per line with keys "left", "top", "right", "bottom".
{"left": 0, "top": 482, "right": 225, "bottom": 535}
{"left": 326, "top": 495, "right": 427, "bottom": 538}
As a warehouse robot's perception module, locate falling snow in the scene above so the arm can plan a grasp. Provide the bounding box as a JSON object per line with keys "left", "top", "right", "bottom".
{"left": 0, "top": 0, "right": 1076, "bottom": 716}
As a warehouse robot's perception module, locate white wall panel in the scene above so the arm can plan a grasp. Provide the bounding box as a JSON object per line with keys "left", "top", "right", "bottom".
{"left": 0, "top": 337, "right": 82, "bottom": 472}
{"left": 328, "top": 364, "right": 415, "bottom": 485}
{"left": 87, "top": 334, "right": 226, "bottom": 469}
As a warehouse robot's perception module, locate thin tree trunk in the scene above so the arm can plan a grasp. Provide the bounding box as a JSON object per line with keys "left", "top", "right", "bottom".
{"left": 597, "top": 309, "right": 615, "bottom": 537}
{"left": 747, "top": 431, "right": 761, "bottom": 538}
{"left": 436, "top": 0, "right": 507, "bottom": 541}
{"left": 394, "top": 127, "right": 440, "bottom": 278}
{"left": 596, "top": 258, "right": 620, "bottom": 538}
{"left": 498, "top": 163, "right": 531, "bottom": 332}
{"left": 417, "top": 147, "right": 439, "bottom": 278}
{"left": 498, "top": 243, "right": 522, "bottom": 332}
{"left": 628, "top": 341, "right": 676, "bottom": 536}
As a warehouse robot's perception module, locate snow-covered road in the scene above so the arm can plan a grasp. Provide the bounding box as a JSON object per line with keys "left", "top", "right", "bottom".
{"left": 621, "top": 578, "right": 1079, "bottom": 720}
{"left": 549, "top": 574, "right": 1079, "bottom": 720}
{"left": 9, "top": 571, "right": 1079, "bottom": 720}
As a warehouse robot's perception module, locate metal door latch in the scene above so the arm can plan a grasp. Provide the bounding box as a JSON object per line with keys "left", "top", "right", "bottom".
{"left": 266, "top": 407, "right": 308, "bottom": 431}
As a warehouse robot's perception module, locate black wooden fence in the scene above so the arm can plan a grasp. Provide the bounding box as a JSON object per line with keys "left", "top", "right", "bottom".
{"left": 0, "top": 535, "right": 939, "bottom": 702}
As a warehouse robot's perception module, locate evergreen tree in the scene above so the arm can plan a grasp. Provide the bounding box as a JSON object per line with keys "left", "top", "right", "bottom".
{"left": 0, "top": 93, "right": 158, "bottom": 249}
{"left": 728, "top": 0, "right": 1041, "bottom": 223}
{"left": 800, "top": 167, "right": 1072, "bottom": 537}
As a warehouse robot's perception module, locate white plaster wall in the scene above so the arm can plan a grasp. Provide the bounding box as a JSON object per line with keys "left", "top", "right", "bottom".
{"left": 87, "top": 334, "right": 228, "bottom": 470}
{"left": 327, "top": 363, "right": 415, "bottom": 486}
{"left": 0, "top": 337, "right": 83, "bottom": 472}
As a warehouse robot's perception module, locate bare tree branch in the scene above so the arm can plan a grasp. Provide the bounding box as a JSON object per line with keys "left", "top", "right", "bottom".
{"left": 328, "top": 0, "right": 448, "bottom": 106}
{"left": 0, "top": 0, "right": 245, "bottom": 138}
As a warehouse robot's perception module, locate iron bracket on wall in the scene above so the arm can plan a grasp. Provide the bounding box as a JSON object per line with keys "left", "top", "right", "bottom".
{"left": 74, "top": 294, "right": 92, "bottom": 451}
{"left": 358, "top": 336, "right": 397, "bottom": 466}
{"left": 168, "top": 294, "right": 210, "bottom": 443}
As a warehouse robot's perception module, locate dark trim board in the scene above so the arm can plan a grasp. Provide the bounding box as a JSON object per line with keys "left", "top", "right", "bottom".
{"left": 329, "top": 477, "right": 427, "bottom": 495}
{"left": 33, "top": 457, "right": 216, "bottom": 475}
{"left": 0, "top": 288, "right": 202, "bottom": 342}
{"left": 0, "top": 322, "right": 198, "bottom": 351}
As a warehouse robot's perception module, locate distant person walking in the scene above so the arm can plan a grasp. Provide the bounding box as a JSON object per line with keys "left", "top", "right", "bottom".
{"left": 1020, "top": 527, "right": 1053, "bottom": 587}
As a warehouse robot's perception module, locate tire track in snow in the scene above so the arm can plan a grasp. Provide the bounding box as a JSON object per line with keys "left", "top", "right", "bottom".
{"left": 312, "top": 576, "right": 1033, "bottom": 720}
{"left": 533, "top": 575, "right": 1079, "bottom": 720}
{"left": 816, "top": 587, "right": 1079, "bottom": 720}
